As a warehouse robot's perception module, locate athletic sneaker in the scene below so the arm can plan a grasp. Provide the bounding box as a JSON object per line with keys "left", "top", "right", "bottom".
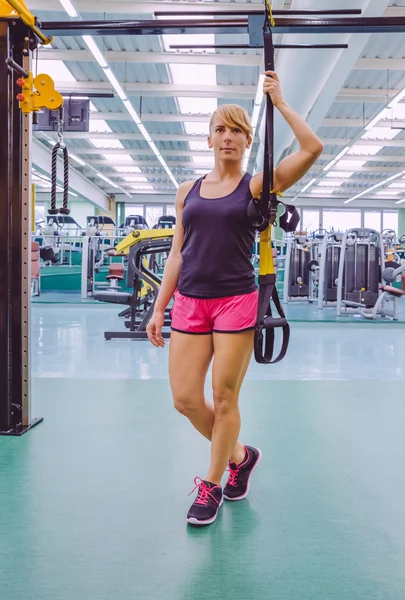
{"left": 187, "top": 477, "right": 223, "bottom": 526}
{"left": 223, "top": 446, "right": 262, "bottom": 501}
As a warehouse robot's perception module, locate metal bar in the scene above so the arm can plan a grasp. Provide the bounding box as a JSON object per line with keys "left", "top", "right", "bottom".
{"left": 0, "top": 19, "right": 43, "bottom": 436}
{"left": 4, "top": 0, "right": 52, "bottom": 44}
{"left": 0, "top": 20, "right": 11, "bottom": 433}
{"left": 21, "top": 49, "right": 32, "bottom": 428}
{"left": 169, "top": 44, "right": 349, "bottom": 50}
{"left": 6, "top": 57, "right": 29, "bottom": 78}
{"left": 41, "top": 17, "right": 405, "bottom": 36}
{"left": 155, "top": 9, "right": 363, "bottom": 16}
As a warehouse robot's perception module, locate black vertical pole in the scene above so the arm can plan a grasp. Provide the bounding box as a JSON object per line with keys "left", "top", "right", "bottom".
{"left": 0, "top": 19, "right": 43, "bottom": 435}
{"left": 0, "top": 20, "right": 12, "bottom": 433}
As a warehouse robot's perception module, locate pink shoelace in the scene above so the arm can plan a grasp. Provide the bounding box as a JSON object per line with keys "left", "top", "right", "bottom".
{"left": 189, "top": 477, "right": 219, "bottom": 506}
{"left": 226, "top": 464, "right": 240, "bottom": 487}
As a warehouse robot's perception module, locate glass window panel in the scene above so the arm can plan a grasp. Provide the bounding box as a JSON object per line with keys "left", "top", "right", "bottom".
{"left": 125, "top": 205, "right": 144, "bottom": 218}
{"left": 383, "top": 211, "right": 398, "bottom": 233}
{"left": 323, "top": 210, "right": 361, "bottom": 232}
{"left": 146, "top": 206, "right": 163, "bottom": 228}
{"left": 302, "top": 209, "right": 320, "bottom": 233}
{"left": 166, "top": 206, "right": 176, "bottom": 217}
{"left": 364, "top": 211, "right": 381, "bottom": 232}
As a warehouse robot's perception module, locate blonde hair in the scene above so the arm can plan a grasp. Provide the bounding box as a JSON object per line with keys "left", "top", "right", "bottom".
{"left": 209, "top": 104, "right": 253, "bottom": 137}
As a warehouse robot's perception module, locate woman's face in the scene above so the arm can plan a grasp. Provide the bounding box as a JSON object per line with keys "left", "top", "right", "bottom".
{"left": 208, "top": 116, "right": 252, "bottom": 163}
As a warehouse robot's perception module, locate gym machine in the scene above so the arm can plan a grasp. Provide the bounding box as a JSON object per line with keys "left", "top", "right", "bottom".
{"left": 317, "top": 232, "right": 344, "bottom": 309}
{"left": 336, "top": 228, "right": 384, "bottom": 317}
{"left": 283, "top": 230, "right": 325, "bottom": 304}
{"left": 94, "top": 236, "right": 173, "bottom": 340}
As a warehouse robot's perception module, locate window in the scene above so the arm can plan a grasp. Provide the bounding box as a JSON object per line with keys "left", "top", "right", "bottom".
{"left": 302, "top": 209, "right": 320, "bottom": 233}
{"left": 166, "top": 206, "right": 176, "bottom": 217}
{"left": 146, "top": 206, "right": 163, "bottom": 228}
{"left": 125, "top": 205, "right": 144, "bottom": 219}
{"left": 323, "top": 210, "right": 361, "bottom": 232}
{"left": 364, "top": 211, "right": 381, "bottom": 232}
{"left": 383, "top": 211, "right": 398, "bottom": 233}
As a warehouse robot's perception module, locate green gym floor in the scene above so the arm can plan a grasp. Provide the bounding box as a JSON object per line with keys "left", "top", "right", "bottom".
{"left": 1, "top": 304, "right": 405, "bottom": 600}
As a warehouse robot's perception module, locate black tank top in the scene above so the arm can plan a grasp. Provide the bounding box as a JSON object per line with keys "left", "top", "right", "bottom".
{"left": 177, "top": 173, "right": 257, "bottom": 298}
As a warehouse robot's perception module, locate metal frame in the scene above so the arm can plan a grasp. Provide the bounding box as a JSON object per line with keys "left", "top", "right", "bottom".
{"left": 41, "top": 16, "right": 405, "bottom": 37}
{"left": 0, "top": 18, "right": 43, "bottom": 435}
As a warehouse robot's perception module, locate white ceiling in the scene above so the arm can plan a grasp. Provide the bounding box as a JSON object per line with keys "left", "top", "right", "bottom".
{"left": 26, "top": 0, "right": 405, "bottom": 209}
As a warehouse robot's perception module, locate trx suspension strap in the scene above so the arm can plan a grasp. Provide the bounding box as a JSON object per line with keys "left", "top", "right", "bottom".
{"left": 49, "top": 108, "right": 70, "bottom": 216}
{"left": 247, "top": 1, "right": 300, "bottom": 364}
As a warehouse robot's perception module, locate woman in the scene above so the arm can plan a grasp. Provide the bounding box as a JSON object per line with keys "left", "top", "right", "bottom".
{"left": 147, "top": 71, "right": 323, "bottom": 526}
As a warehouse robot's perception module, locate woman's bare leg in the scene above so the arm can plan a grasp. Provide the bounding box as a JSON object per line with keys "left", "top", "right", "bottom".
{"left": 169, "top": 331, "right": 246, "bottom": 464}
{"left": 206, "top": 330, "right": 254, "bottom": 485}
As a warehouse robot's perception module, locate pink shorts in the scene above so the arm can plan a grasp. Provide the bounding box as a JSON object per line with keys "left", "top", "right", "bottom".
{"left": 170, "top": 290, "right": 259, "bottom": 335}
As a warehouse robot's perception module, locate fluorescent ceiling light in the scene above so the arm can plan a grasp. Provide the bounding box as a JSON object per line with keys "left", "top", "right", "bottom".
{"left": 323, "top": 159, "right": 338, "bottom": 171}
{"left": 361, "top": 127, "right": 399, "bottom": 141}
{"left": 326, "top": 171, "right": 355, "bottom": 178}
{"left": 90, "top": 138, "right": 124, "bottom": 149}
{"left": 131, "top": 185, "right": 154, "bottom": 190}
{"left": 389, "top": 182, "right": 405, "bottom": 189}
{"left": 301, "top": 178, "right": 317, "bottom": 193}
{"left": 348, "top": 144, "right": 383, "bottom": 156}
{"left": 82, "top": 36, "right": 107, "bottom": 68}
{"left": 184, "top": 122, "right": 210, "bottom": 136}
{"left": 121, "top": 176, "right": 148, "bottom": 183}
{"left": 317, "top": 180, "right": 344, "bottom": 187}
{"left": 396, "top": 199, "right": 405, "bottom": 204}
{"left": 344, "top": 170, "right": 405, "bottom": 204}
{"left": 149, "top": 141, "right": 161, "bottom": 156}
{"left": 388, "top": 86, "right": 405, "bottom": 108}
{"left": 103, "top": 68, "right": 127, "bottom": 101}
{"left": 70, "top": 153, "right": 86, "bottom": 166}
{"left": 103, "top": 153, "right": 134, "bottom": 163}
{"left": 172, "top": 64, "right": 218, "bottom": 86}
{"left": 189, "top": 141, "right": 209, "bottom": 151}
{"left": 137, "top": 123, "right": 152, "bottom": 143}
{"left": 115, "top": 166, "right": 141, "bottom": 173}
{"left": 122, "top": 100, "right": 141, "bottom": 124}
{"left": 375, "top": 190, "right": 400, "bottom": 195}
{"left": 339, "top": 160, "right": 368, "bottom": 169}
{"left": 178, "top": 97, "right": 217, "bottom": 115}
{"left": 58, "top": 0, "right": 78, "bottom": 18}
{"left": 365, "top": 108, "right": 390, "bottom": 131}
{"left": 97, "top": 173, "right": 119, "bottom": 188}
{"left": 192, "top": 155, "right": 213, "bottom": 165}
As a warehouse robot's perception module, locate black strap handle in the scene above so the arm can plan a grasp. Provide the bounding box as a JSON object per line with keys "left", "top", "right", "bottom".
{"left": 49, "top": 109, "right": 70, "bottom": 216}
{"left": 252, "top": 5, "right": 298, "bottom": 365}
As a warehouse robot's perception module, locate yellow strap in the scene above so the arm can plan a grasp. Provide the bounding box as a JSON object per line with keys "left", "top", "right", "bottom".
{"left": 258, "top": 189, "right": 284, "bottom": 276}
{"left": 266, "top": 0, "right": 276, "bottom": 27}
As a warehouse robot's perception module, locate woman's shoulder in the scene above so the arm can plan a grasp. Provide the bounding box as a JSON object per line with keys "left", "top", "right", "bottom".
{"left": 176, "top": 179, "right": 200, "bottom": 207}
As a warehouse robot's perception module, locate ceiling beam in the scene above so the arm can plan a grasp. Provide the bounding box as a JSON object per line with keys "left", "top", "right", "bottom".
{"left": 54, "top": 80, "right": 399, "bottom": 102}
{"left": 41, "top": 131, "right": 209, "bottom": 142}
{"left": 27, "top": 1, "right": 264, "bottom": 14}
{"left": 91, "top": 112, "right": 211, "bottom": 123}
{"left": 354, "top": 58, "right": 405, "bottom": 70}
{"left": 321, "top": 138, "right": 405, "bottom": 148}
{"left": 321, "top": 118, "right": 405, "bottom": 128}
{"left": 55, "top": 81, "right": 257, "bottom": 99}
{"left": 28, "top": 1, "right": 402, "bottom": 17}
{"left": 64, "top": 148, "right": 213, "bottom": 158}
{"left": 40, "top": 51, "right": 405, "bottom": 72}
{"left": 39, "top": 49, "right": 262, "bottom": 67}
